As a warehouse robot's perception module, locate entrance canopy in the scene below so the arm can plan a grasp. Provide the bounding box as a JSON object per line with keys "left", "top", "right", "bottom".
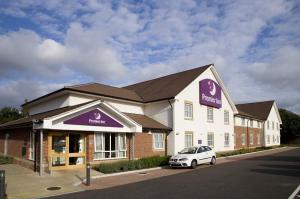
{"left": 36, "top": 100, "right": 142, "bottom": 133}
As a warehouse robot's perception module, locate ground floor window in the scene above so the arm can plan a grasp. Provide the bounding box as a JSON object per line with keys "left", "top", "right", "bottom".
{"left": 207, "top": 132, "right": 214, "bottom": 147}
{"left": 273, "top": 135, "right": 275, "bottom": 143}
{"left": 184, "top": 132, "right": 193, "bottom": 148}
{"left": 153, "top": 133, "right": 164, "bottom": 149}
{"left": 257, "top": 134, "right": 260, "bottom": 145}
{"left": 241, "top": 133, "right": 246, "bottom": 146}
{"left": 94, "top": 133, "right": 127, "bottom": 160}
{"left": 250, "top": 133, "right": 254, "bottom": 145}
{"left": 224, "top": 133, "right": 230, "bottom": 147}
{"left": 29, "top": 131, "right": 35, "bottom": 160}
{"left": 277, "top": 135, "right": 280, "bottom": 143}
{"left": 267, "top": 135, "right": 270, "bottom": 144}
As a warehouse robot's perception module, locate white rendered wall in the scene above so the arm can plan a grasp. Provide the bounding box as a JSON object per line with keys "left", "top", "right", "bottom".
{"left": 145, "top": 101, "right": 172, "bottom": 128}
{"left": 29, "top": 95, "right": 69, "bottom": 115}
{"left": 28, "top": 92, "right": 145, "bottom": 115}
{"left": 263, "top": 104, "right": 281, "bottom": 146}
{"left": 170, "top": 68, "right": 235, "bottom": 155}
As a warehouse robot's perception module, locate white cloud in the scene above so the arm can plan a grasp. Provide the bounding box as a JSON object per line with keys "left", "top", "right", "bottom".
{"left": 0, "top": 0, "right": 300, "bottom": 114}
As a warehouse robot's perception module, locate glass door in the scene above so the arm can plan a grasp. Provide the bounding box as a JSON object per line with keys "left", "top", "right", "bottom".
{"left": 68, "top": 133, "right": 85, "bottom": 168}
{"left": 49, "top": 133, "right": 68, "bottom": 169}
{"left": 48, "top": 132, "right": 86, "bottom": 170}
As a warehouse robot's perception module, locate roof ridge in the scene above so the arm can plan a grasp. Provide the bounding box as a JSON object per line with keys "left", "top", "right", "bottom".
{"left": 124, "top": 64, "right": 212, "bottom": 88}
{"left": 236, "top": 100, "right": 275, "bottom": 106}
{"left": 65, "top": 82, "right": 97, "bottom": 88}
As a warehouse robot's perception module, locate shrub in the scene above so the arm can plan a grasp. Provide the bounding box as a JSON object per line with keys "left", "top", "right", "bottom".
{"left": 0, "top": 155, "right": 13, "bottom": 164}
{"left": 96, "top": 156, "right": 170, "bottom": 174}
{"left": 216, "top": 145, "right": 282, "bottom": 158}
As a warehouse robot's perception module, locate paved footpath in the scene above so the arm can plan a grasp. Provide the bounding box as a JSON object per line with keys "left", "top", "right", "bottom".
{"left": 47, "top": 147, "right": 300, "bottom": 199}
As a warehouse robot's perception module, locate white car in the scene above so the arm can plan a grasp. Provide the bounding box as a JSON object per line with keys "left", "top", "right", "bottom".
{"left": 169, "top": 146, "right": 216, "bottom": 169}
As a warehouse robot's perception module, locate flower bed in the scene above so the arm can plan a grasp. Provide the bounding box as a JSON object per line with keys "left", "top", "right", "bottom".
{"left": 0, "top": 155, "right": 13, "bottom": 164}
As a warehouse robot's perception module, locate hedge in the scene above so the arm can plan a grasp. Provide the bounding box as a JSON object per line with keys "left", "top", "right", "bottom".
{"left": 216, "top": 146, "right": 283, "bottom": 158}
{"left": 95, "top": 156, "right": 170, "bottom": 174}
{"left": 0, "top": 155, "right": 13, "bottom": 165}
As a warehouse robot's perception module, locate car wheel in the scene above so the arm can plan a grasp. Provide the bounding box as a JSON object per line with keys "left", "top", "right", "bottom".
{"left": 210, "top": 156, "right": 216, "bottom": 165}
{"left": 191, "top": 160, "right": 197, "bottom": 169}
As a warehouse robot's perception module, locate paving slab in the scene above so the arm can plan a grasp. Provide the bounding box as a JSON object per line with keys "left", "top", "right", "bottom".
{"left": 0, "top": 164, "right": 102, "bottom": 199}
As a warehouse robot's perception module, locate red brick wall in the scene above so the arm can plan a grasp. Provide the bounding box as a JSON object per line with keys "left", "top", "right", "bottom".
{"left": 134, "top": 132, "right": 166, "bottom": 158}
{"left": 234, "top": 126, "right": 262, "bottom": 149}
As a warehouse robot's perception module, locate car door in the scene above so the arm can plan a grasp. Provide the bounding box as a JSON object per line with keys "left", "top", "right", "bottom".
{"left": 196, "top": 146, "right": 207, "bottom": 164}
{"left": 203, "top": 146, "right": 213, "bottom": 163}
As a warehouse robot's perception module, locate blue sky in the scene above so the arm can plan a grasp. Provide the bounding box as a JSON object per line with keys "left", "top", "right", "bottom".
{"left": 0, "top": 0, "right": 300, "bottom": 113}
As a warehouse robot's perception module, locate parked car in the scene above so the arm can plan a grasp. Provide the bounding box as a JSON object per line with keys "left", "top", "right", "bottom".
{"left": 169, "top": 146, "right": 216, "bottom": 169}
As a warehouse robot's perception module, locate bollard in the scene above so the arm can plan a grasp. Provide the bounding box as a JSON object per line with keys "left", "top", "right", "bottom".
{"left": 0, "top": 170, "right": 6, "bottom": 199}
{"left": 86, "top": 163, "right": 91, "bottom": 186}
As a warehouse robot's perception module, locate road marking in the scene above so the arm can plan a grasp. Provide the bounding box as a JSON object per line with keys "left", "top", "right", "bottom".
{"left": 289, "top": 185, "right": 300, "bottom": 199}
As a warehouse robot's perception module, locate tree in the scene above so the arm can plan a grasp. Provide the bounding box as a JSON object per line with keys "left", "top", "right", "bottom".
{"left": 0, "top": 107, "right": 23, "bottom": 124}
{"left": 279, "top": 108, "right": 300, "bottom": 143}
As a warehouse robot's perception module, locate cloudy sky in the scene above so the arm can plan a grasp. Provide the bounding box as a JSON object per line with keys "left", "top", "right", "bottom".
{"left": 0, "top": 0, "right": 299, "bottom": 113}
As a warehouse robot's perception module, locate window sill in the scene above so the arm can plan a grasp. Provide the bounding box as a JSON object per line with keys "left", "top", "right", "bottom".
{"left": 94, "top": 157, "right": 127, "bottom": 161}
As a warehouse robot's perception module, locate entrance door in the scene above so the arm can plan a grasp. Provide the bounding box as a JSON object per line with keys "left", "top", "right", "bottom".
{"left": 48, "top": 132, "right": 86, "bottom": 170}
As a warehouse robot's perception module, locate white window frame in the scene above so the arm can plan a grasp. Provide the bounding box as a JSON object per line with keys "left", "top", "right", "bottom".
{"left": 224, "top": 133, "right": 230, "bottom": 147}
{"left": 257, "top": 121, "right": 260, "bottom": 128}
{"left": 267, "top": 135, "right": 270, "bottom": 144}
{"left": 224, "top": 110, "right": 229, "bottom": 125}
{"left": 94, "top": 133, "right": 127, "bottom": 160}
{"left": 272, "top": 122, "right": 274, "bottom": 130}
{"left": 207, "top": 132, "right": 214, "bottom": 147}
{"left": 250, "top": 133, "right": 254, "bottom": 145}
{"left": 184, "top": 132, "right": 193, "bottom": 148}
{"left": 257, "top": 134, "right": 260, "bottom": 145}
{"left": 184, "top": 102, "right": 193, "bottom": 120}
{"left": 153, "top": 133, "right": 165, "bottom": 150}
{"left": 267, "top": 121, "right": 270, "bottom": 129}
{"left": 273, "top": 135, "right": 275, "bottom": 143}
{"left": 250, "top": 120, "right": 253, "bottom": 127}
{"left": 241, "top": 133, "right": 246, "bottom": 146}
{"left": 29, "top": 131, "right": 35, "bottom": 161}
{"left": 241, "top": 117, "right": 245, "bottom": 126}
{"left": 207, "top": 107, "right": 214, "bottom": 123}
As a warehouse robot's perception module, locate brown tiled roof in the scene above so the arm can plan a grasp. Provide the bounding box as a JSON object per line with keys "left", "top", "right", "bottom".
{"left": 0, "top": 102, "right": 91, "bottom": 129}
{"left": 123, "top": 64, "right": 211, "bottom": 102}
{"left": 66, "top": 83, "right": 143, "bottom": 102}
{"left": 235, "top": 100, "right": 275, "bottom": 121}
{"left": 123, "top": 113, "right": 172, "bottom": 131}
{"left": 23, "top": 65, "right": 211, "bottom": 107}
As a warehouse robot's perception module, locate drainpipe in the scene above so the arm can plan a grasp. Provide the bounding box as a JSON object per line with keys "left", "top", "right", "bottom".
{"left": 132, "top": 133, "right": 135, "bottom": 160}
{"left": 39, "top": 130, "right": 43, "bottom": 176}
{"left": 246, "top": 119, "right": 250, "bottom": 148}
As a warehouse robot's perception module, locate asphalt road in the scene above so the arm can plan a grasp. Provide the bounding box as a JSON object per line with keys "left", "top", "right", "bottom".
{"left": 48, "top": 148, "right": 300, "bottom": 199}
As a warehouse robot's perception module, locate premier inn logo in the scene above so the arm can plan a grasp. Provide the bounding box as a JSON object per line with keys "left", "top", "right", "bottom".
{"left": 89, "top": 112, "right": 106, "bottom": 124}
{"left": 200, "top": 79, "right": 222, "bottom": 108}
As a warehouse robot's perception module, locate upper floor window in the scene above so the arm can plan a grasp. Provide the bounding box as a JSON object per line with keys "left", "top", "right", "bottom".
{"left": 241, "top": 117, "right": 245, "bottom": 126}
{"left": 184, "top": 102, "right": 193, "bottom": 120}
{"left": 272, "top": 121, "right": 274, "bottom": 130}
{"left": 267, "top": 135, "right": 270, "bottom": 144}
{"left": 207, "top": 107, "right": 214, "bottom": 123}
{"left": 224, "top": 111, "right": 229, "bottom": 125}
{"left": 250, "top": 120, "right": 253, "bottom": 127}
{"left": 241, "top": 133, "right": 246, "bottom": 146}
{"left": 267, "top": 121, "right": 270, "bottom": 129}
{"left": 257, "top": 121, "right": 260, "bottom": 128}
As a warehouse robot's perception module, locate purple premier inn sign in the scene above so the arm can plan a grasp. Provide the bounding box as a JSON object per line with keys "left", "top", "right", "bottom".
{"left": 199, "top": 79, "right": 222, "bottom": 108}
{"left": 64, "top": 109, "right": 123, "bottom": 128}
